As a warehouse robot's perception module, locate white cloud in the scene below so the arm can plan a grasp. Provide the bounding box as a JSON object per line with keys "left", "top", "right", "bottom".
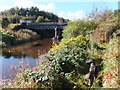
{"left": 14, "top": 0, "right": 33, "bottom": 8}
{"left": 0, "top": 0, "right": 55, "bottom": 12}
{"left": 0, "top": 6, "right": 11, "bottom": 11}
{"left": 35, "top": 3, "right": 55, "bottom": 12}
{"left": 57, "top": 10, "right": 86, "bottom": 20}
{"left": 0, "top": 0, "right": 86, "bottom": 20}
{"left": 14, "top": 0, "right": 55, "bottom": 12}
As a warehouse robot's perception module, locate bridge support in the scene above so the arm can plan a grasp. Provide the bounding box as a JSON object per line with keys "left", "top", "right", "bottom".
{"left": 54, "top": 27, "right": 59, "bottom": 39}
{"left": 55, "top": 27, "right": 57, "bottom": 38}
{"left": 52, "top": 27, "right": 59, "bottom": 41}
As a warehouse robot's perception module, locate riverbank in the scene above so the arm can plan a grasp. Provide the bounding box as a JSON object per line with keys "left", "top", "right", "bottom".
{"left": 0, "top": 28, "right": 41, "bottom": 48}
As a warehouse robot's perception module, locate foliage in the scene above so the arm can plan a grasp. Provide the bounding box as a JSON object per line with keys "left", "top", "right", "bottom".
{"left": 8, "top": 24, "right": 20, "bottom": 29}
{"left": 1, "top": 28, "right": 41, "bottom": 47}
{"left": 113, "top": 9, "right": 120, "bottom": 17}
{"left": 4, "top": 35, "right": 103, "bottom": 88}
{"left": 5, "top": 56, "right": 73, "bottom": 88}
{"left": 46, "top": 35, "right": 103, "bottom": 88}
{"left": 62, "top": 20, "right": 97, "bottom": 39}
{"left": 44, "top": 18, "right": 50, "bottom": 22}
{"left": 8, "top": 15, "right": 22, "bottom": 23}
{"left": 22, "top": 16, "right": 36, "bottom": 20}
{"left": 13, "top": 29, "right": 41, "bottom": 44}
{"left": 87, "top": 8, "right": 113, "bottom": 24}
{"left": 102, "top": 33, "right": 119, "bottom": 88}
{"left": 92, "top": 14, "right": 118, "bottom": 43}
{"left": 1, "top": 7, "right": 67, "bottom": 23}
{"left": 48, "top": 35, "right": 89, "bottom": 72}
{"left": 0, "top": 41, "right": 6, "bottom": 47}
{"left": 36, "top": 16, "right": 44, "bottom": 22}
{"left": 1, "top": 17, "right": 10, "bottom": 28}
{"left": 3, "top": 8, "right": 119, "bottom": 89}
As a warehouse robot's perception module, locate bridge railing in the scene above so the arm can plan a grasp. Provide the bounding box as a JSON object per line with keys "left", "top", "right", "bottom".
{"left": 28, "top": 22, "right": 67, "bottom": 25}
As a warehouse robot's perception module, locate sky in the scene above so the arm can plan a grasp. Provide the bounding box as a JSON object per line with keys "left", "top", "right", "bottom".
{"left": 0, "top": 0, "right": 119, "bottom": 20}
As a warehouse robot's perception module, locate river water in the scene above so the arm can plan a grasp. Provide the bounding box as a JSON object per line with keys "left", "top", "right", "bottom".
{"left": 0, "top": 38, "right": 53, "bottom": 79}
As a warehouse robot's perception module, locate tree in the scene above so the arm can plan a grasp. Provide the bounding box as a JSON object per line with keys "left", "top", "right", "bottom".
{"left": 19, "top": 8, "right": 27, "bottom": 16}
{"left": 28, "top": 7, "right": 39, "bottom": 16}
{"left": 1, "top": 6, "right": 66, "bottom": 23}
{"left": 87, "top": 8, "right": 113, "bottom": 24}
{"left": 36, "top": 16, "right": 44, "bottom": 22}
{"left": 1, "top": 17, "right": 10, "bottom": 28}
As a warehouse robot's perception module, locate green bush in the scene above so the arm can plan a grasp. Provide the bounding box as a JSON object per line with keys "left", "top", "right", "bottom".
{"left": 8, "top": 24, "right": 19, "bottom": 29}
{"left": 102, "top": 33, "right": 119, "bottom": 88}
{"left": 0, "top": 41, "right": 6, "bottom": 47}
{"left": 62, "top": 20, "right": 97, "bottom": 39}
{"left": 8, "top": 15, "right": 22, "bottom": 23}
{"left": 16, "top": 29, "right": 41, "bottom": 41}
{"left": 1, "top": 17, "right": 10, "bottom": 28}
{"left": 2, "top": 33, "right": 15, "bottom": 46}
{"left": 1, "top": 28, "right": 41, "bottom": 47}
{"left": 36, "top": 16, "right": 44, "bottom": 22}
{"left": 45, "top": 35, "right": 103, "bottom": 88}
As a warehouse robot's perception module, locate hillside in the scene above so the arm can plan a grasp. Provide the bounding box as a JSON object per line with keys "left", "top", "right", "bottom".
{"left": 0, "top": 7, "right": 68, "bottom": 24}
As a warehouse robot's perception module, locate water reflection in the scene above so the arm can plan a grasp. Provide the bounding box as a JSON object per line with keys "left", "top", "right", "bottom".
{"left": 1, "top": 38, "right": 53, "bottom": 79}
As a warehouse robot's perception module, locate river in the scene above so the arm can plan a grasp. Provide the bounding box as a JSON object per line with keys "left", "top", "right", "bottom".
{"left": 0, "top": 38, "right": 54, "bottom": 79}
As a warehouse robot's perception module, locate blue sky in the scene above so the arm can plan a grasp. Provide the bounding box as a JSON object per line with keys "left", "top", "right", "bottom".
{"left": 0, "top": 0, "right": 119, "bottom": 20}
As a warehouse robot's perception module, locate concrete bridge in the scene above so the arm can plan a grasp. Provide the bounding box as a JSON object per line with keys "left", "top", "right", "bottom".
{"left": 20, "top": 22, "right": 67, "bottom": 38}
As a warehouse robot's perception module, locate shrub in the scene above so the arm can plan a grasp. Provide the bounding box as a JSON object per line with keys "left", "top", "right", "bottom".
{"left": 8, "top": 24, "right": 20, "bottom": 29}
{"left": 0, "top": 41, "right": 6, "bottom": 47}
{"left": 16, "top": 29, "right": 41, "bottom": 41}
{"left": 93, "top": 16, "right": 118, "bottom": 43}
{"left": 2, "top": 33, "right": 15, "bottom": 46}
{"left": 1, "top": 28, "right": 41, "bottom": 46}
{"left": 46, "top": 35, "right": 103, "bottom": 88}
{"left": 8, "top": 15, "right": 22, "bottom": 23}
{"left": 36, "top": 16, "right": 44, "bottom": 22}
{"left": 102, "top": 33, "right": 119, "bottom": 88}
{"left": 1, "top": 17, "right": 10, "bottom": 28}
{"left": 62, "top": 20, "right": 97, "bottom": 39}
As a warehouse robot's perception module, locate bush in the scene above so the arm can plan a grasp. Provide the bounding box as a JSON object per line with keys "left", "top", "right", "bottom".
{"left": 102, "top": 33, "right": 119, "bottom": 88}
{"left": 8, "top": 15, "right": 22, "bottom": 23}
{"left": 1, "top": 17, "right": 10, "bottom": 28}
{"left": 62, "top": 20, "right": 97, "bottom": 39}
{"left": 0, "top": 41, "right": 6, "bottom": 48}
{"left": 17, "top": 29, "right": 40, "bottom": 39}
{"left": 92, "top": 15, "right": 118, "bottom": 43}
{"left": 45, "top": 35, "right": 103, "bottom": 88}
{"left": 1, "top": 28, "right": 41, "bottom": 47}
{"left": 36, "top": 16, "right": 44, "bottom": 22}
{"left": 8, "top": 24, "right": 20, "bottom": 29}
{"left": 48, "top": 36, "right": 89, "bottom": 73}
{"left": 2, "top": 33, "right": 15, "bottom": 46}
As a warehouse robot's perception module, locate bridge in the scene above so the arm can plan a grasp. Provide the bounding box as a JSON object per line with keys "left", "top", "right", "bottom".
{"left": 26, "top": 22, "right": 67, "bottom": 30}
{"left": 17, "top": 22, "right": 67, "bottom": 38}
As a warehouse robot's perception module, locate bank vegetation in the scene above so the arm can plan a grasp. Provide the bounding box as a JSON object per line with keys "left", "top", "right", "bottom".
{"left": 2, "top": 8, "right": 120, "bottom": 88}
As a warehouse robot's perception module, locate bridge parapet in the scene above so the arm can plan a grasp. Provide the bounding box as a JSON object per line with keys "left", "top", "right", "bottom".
{"left": 26, "top": 22, "right": 67, "bottom": 30}
{"left": 28, "top": 22, "right": 67, "bottom": 25}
